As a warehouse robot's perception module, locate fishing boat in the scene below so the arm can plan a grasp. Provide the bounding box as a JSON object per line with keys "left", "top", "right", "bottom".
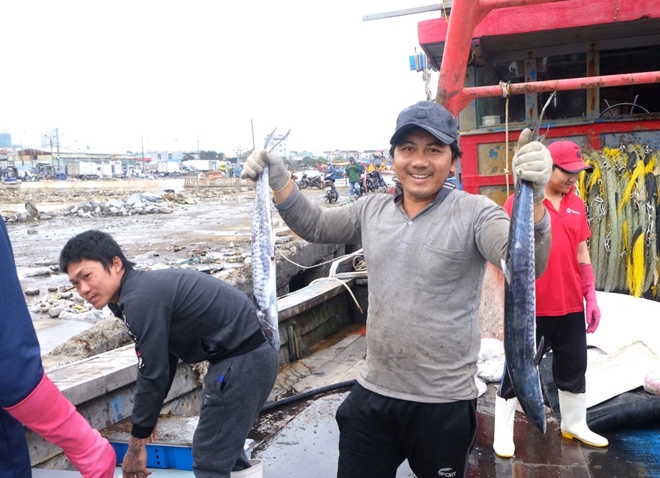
{"left": 28, "top": 0, "right": 660, "bottom": 475}
{"left": 29, "top": 241, "right": 660, "bottom": 477}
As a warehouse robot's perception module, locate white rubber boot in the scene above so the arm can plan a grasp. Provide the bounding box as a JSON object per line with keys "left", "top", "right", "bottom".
{"left": 231, "top": 459, "right": 263, "bottom": 477}
{"left": 493, "top": 396, "right": 517, "bottom": 458}
{"left": 558, "top": 390, "right": 608, "bottom": 447}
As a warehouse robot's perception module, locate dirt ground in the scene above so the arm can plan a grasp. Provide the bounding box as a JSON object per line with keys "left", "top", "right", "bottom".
{"left": 3, "top": 180, "right": 337, "bottom": 290}
{"left": 2, "top": 179, "right": 342, "bottom": 359}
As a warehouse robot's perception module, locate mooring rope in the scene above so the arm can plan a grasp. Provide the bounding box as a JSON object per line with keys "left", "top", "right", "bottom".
{"left": 581, "top": 144, "right": 660, "bottom": 298}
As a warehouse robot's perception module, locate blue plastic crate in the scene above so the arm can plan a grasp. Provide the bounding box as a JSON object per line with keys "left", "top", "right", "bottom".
{"left": 111, "top": 442, "right": 193, "bottom": 470}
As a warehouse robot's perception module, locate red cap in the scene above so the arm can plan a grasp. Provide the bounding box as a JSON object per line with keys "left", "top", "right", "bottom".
{"left": 547, "top": 141, "right": 592, "bottom": 173}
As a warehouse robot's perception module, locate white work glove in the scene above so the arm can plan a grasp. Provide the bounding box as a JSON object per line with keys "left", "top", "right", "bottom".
{"left": 240, "top": 149, "right": 290, "bottom": 192}
{"left": 512, "top": 128, "right": 552, "bottom": 203}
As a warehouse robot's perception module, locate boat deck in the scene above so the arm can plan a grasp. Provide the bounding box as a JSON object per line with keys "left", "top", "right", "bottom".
{"left": 34, "top": 324, "right": 660, "bottom": 477}
{"left": 255, "top": 325, "right": 660, "bottom": 477}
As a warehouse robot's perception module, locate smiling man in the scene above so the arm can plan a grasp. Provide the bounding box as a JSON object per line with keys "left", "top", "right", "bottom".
{"left": 240, "top": 100, "right": 553, "bottom": 478}
{"left": 59, "top": 230, "right": 278, "bottom": 478}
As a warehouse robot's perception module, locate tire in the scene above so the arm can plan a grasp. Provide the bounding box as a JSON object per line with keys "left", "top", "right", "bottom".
{"left": 328, "top": 191, "right": 338, "bottom": 203}
{"left": 299, "top": 180, "right": 308, "bottom": 189}
{"left": 315, "top": 179, "right": 324, "bottom": 190}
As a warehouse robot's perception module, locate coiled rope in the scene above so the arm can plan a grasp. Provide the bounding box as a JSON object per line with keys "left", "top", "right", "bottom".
{"left": 581, "top": 145, "right": 660, "bottom": 298}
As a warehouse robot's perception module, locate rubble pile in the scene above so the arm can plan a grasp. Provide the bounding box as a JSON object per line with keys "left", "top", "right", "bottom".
{"left": 2, "top": 191, "right": 197, "bottom": 223}
{"left": 0, "top": 187, "right": 128, "bottom": 204}
{"left": 27, "top": 286, "right": 113, "bottom": 322}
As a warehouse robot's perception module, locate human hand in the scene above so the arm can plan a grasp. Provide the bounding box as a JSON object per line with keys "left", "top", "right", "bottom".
{"left": 240, "top": 149, "right": 289, "bottom": 192}
{"left": 122, "top": 436, "right": 153, "bottom": 478}
{"left": 585, "top": 296, "right": 601, "bottom": 333}
{"left": 512, "top": 128, "right": 552, "bottom": 202}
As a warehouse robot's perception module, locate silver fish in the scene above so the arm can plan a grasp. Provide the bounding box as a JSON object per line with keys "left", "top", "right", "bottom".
{"left": 502, "top": 92, "right": 556, "bottom": 434}
{"left": 251, "top": 129, "right": 281, "bottom": 351}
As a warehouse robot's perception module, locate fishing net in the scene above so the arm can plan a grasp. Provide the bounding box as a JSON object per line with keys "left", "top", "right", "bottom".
{"left": 579, "top": 144, "right": 660, "bottom": 300}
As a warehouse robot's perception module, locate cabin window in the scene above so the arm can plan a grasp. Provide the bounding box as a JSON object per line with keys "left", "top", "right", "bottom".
{"left": 472, "top": 46, "right": 660, "bottom": 126}
{"left": 474, "top": 53, "right": 589, "bottom": 127}
{"left": 474, "top": 60, "right": 527, "bottom": 126}
{"left": 599, "top": 46, "right": 660, "bottom": 117}
{"left": 538, "top": 53, "right": 587, "bottom": 121}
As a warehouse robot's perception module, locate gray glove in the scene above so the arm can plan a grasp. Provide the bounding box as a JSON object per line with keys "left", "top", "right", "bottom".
{"left": 512, "top": 128, "right": 552, "bottom": 203}
{"left": 240, "top": 149, "right": 290, "bottom": 192}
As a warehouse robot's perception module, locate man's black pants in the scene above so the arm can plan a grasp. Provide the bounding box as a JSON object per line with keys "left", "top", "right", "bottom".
{"left": 336, "top": 383, "right": 477, "bottom": 478}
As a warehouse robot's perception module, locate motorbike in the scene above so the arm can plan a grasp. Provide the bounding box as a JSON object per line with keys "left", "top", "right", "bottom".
{"left": 365, "top": 170, "right": 388, "bottom": 193}
{"left": 297, "top": 172, "right": 309, "bottom": 189}
{"left": 309, "top": 172, "right": 325, "bottom": 189}
{"left": 324, "top": 176, "right": 339, "bottom": 203}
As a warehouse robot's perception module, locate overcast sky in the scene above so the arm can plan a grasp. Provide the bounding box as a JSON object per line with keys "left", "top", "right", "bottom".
{"left": 3, "top": 1, "right": 442, "bottom": 156}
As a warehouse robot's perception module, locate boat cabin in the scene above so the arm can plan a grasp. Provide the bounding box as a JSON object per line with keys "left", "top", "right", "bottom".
{"left": 418, "top": 0, "right": 660, "bottom": 204}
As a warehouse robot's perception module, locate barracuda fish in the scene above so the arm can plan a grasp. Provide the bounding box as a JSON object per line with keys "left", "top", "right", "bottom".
{"left": 502, "top": 92, "right": 556, "bottom": 434}
{"left": 251, "top": 128, "right": 289, "bottom": 351}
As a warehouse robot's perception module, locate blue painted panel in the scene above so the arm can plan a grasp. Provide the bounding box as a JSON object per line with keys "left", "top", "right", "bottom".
{"left": 601, "top": 131, "right": 660, "bottom": 150}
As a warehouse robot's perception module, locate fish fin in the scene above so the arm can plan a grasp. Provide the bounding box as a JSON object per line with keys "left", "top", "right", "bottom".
{"left": 537, "top": 126, "right": 551, "bottom": 142}
{"left": 500, "top": 258, "right": 511, "bottom": 284}
{"left": 535, "top": 336, "right": 545, "bottom": 366}
{"left": 531, "top": 91, "right": 556, "bottom": 141}
{"left": 264, "top": 127, "right": 278, "bottom": 150}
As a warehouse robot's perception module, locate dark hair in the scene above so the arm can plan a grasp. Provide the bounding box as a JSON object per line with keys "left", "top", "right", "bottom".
{"left": 59, "top": 230, "right": 135, "bottom": 274}
{"left": 389, "top": 128, "right": 463, "bottom": 161}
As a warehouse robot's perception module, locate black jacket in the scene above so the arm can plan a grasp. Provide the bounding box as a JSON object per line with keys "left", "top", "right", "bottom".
{"left": 109, "top": 268, "right": 264, "bottom": 438}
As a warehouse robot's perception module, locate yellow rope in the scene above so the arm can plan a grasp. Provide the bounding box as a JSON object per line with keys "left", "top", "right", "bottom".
{"left": 618, "top": 158, "right": 645, "bottom": 215}
{"left": 441, "top": 1, "right": 449, "bottom": 22}
{"left": 628, "top": 227, "right": 646, "bottom": 297}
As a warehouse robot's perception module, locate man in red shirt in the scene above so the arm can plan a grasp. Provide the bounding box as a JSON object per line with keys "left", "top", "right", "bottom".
{"left": 493, "top": 140, "right": 607, "bottom": 458}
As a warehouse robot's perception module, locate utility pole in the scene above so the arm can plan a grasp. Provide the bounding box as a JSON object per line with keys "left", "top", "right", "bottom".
{"left": 55, "top": 128, "right": 60, "bottom": 173}
{"left": 45, "top": 133, "right": 53, "bottom": 170}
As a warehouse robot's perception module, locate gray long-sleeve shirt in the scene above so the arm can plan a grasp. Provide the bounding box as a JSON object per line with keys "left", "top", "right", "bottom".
{"left": 276, "top": 182, "right": 550, "bottom": 403}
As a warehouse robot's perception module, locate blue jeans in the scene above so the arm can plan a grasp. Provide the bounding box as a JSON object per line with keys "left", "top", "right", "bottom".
{"left": 349, "top": 181, "right": 361, "bottom": 196}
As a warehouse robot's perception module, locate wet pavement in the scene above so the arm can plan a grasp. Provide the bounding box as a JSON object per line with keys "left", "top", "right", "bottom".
{"left": 256, "top": 391, "right": 416, "bottom": 477}
{"left": 252, "top": 383, "right": 660, "bottom": 478}
{"left": 470, "top": 387, "right": 660, "bottom": 478}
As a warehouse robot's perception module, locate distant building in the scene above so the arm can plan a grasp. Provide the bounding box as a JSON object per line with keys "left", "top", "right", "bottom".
{"left": 0, "top": 133, "right": 11, "bottom": 148}
{"left": 289, "top": 150, "right": 318, "bottom": 160}
{"left": 323, "top": 150, "right": 361, "bottom": 161}
{"left": 144, "top": 150, "right": 186, "bottom": 162}
{"left": 264, "top": 133, "right": 289, "bottom": 158}
{"left": 360, "top": 149, "right": 390, "bottom": 161}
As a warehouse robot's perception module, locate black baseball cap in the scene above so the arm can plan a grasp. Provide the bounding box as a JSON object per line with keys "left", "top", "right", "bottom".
{"left": 390, "top": 101, "right": 459, "bottom": 146}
